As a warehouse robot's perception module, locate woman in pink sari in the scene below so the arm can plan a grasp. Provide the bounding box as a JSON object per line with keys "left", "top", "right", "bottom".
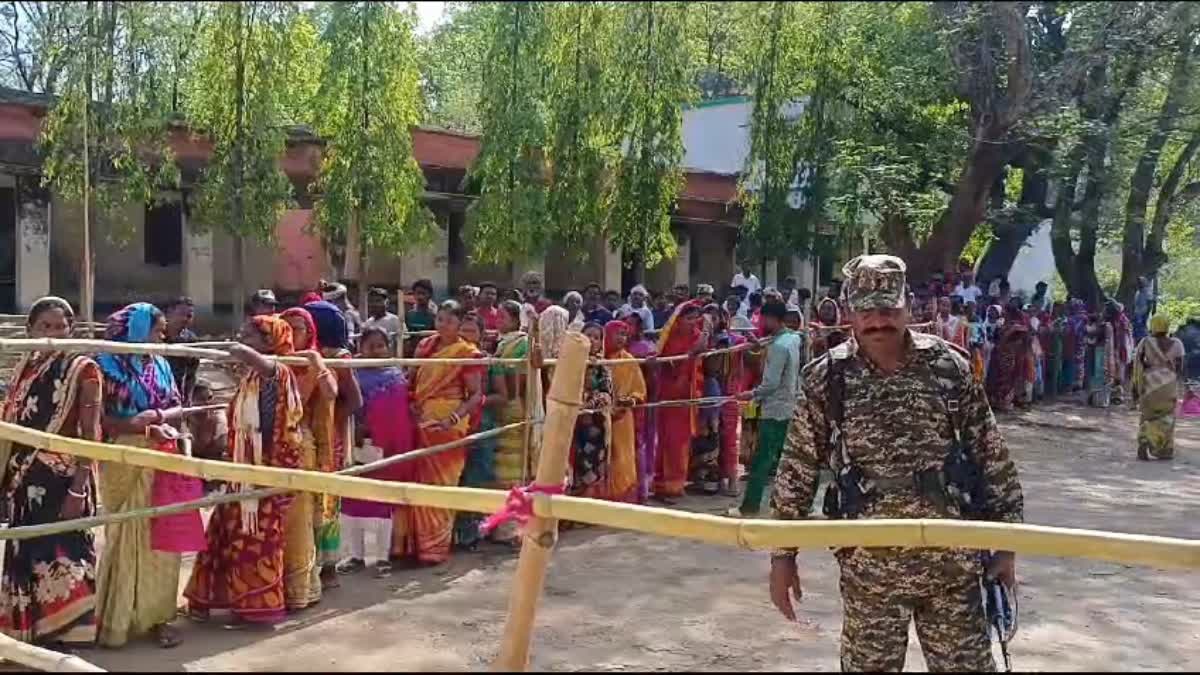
{"left": 652, "top": 300, "right": 706, "bottom": 503}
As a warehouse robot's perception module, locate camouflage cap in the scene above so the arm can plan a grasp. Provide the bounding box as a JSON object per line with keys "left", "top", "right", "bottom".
{"left": 841, "top": 254, "right": 907, "bottom": 312}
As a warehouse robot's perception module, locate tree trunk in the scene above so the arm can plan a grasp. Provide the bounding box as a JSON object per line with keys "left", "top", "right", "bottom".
{"left": 976, "top": 146, "right": 1054, "bottom": 281}
{"left": 231, "top": 2, "right": 247, "bottom": 329}
{"left": 1072, "top": 145, "right": 1106, "bottom": 309}
{"left": 1117, "top": 22, "right": 1197, "bottom": 306}
{"left": 1049, "top": 145, "right": 1102, "bottom": 307}
{"left": 908, "top": 138, "right": 1010, "bottom": 279}
{"left": 232, "top": 236, "right": 246, "bottom": 327}
{"left": 80, "top": 0, "right": 95, "bottom": 336}
{"left": 1147, "top": 133, "right": 1200, "bottom": 267}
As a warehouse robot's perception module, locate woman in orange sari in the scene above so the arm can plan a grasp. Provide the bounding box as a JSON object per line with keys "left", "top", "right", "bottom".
{"left": 604, "top": 320, "right": 646, "bottom": 503}
{"left": 302, "top": 301, "right": 362, "bottom": 588}
{"left": 653, "top": 300, "right": 706, "bottom": 503}
{"left": 278, "top": 308, "right": 336, "bottom": 611}
{"left": 184, "top": 316, "right": 304, "bottom": 627}
{"left": 395, "top": 300, "right": 483, "bottom": 565}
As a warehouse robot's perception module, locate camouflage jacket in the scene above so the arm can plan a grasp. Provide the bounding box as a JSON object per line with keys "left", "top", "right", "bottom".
{"left": 769, "top": 330, "right": 1023, "bottom": 558}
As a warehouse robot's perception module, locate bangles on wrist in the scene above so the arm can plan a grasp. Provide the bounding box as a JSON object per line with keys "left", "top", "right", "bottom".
{"left": 67, "top": 487, "right": 88, "bottom": 499}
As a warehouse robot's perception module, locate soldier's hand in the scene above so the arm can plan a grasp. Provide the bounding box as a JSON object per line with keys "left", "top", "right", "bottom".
{"left": 769, "top": 556, "right": 803, "bottom": 621}
{"left": 987, "top": 550, "right": 1017, "bottom": 589}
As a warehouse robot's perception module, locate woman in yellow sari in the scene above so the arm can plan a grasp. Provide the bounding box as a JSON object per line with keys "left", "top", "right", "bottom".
{"left": 604, "top": 320, "right": 646, "bottom": 502}
{"left": 1132, "top": 315, "right": 1185, "bottom": 461}
{"left": 279, "top": 307, "right": 337, "bottom": 610}
{"left": 396, "top": 300, "right": 483, "bottom": 565}
{"left": 94, "top": 303, "right": 187, "bottom": 648}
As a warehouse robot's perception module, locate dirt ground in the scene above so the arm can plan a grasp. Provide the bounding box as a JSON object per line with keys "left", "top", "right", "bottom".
{"left": 57, "top": 402, "right": 1200, "bottom": 671}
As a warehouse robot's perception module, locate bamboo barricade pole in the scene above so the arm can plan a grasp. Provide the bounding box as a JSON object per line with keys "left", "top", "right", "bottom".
{"left": 0, "top": 335, "right": 759, "bottom": 367}
{"left": 0, "top": 337, "right": 526, "bottom": 367}
{"left": 493, "top": 331, "right": 590, "bottom": 671}
{"left": 0, "top": 420, "right": 1199, "bottom": 570}
{"left": 0, "top": 632, "right": 104, "bottom": 672}
{"left": 0, "top": 422, "right": 532, "bottom": 541}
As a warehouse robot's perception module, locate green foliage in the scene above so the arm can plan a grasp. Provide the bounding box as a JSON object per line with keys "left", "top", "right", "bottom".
{"left": 38, "top": 1, "right": 180, "bottom": 242}
{"left": 185, "top": 2, "right": 310, "bottom": 241}
{"left": 1154, "top": 214, "right": 1200, "bottom": 327}
{"left": 607, "top": 1, "right": 693, "bottom": 268}
{"left": 737, "top": 2, "right": 806, "bottom": 262}
{"left": 311, "top": 1, "right": 433, "bottom": 257}
{"left": 684, "top": 2, "right": 749, "bottom": 99}
{"left": 418, "top": 1, "right": 493, "bottom": 133}
{"left": 465, "top": 2, "right": 551, "bottom": 264}
{"left": 541, "top": 2, "right": 621, "bottom": 258}
{"left": 821, "top": 2, "right": 966, "bottom": 250}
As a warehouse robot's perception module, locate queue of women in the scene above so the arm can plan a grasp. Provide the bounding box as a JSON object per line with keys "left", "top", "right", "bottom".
{"left": 0, "top": 286, "right": 764, "bottom": 652}
{"left": 0, "top": 272, "right": 1190, "bottom": 654}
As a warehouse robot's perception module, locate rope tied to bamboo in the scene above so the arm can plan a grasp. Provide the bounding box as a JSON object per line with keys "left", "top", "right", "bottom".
{"left": 479, "top": 482, "right": 567, "bottom": 538}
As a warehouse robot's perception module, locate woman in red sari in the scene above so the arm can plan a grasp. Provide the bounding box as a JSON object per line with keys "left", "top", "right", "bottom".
{"left": 395, "top": 300, "right": 483, "bottom": 566}
{"left": 185, "top": 315, "right": 304, "bottom": 627}
{"left": 653, "top": 300, "right": 706, "bottom": 502}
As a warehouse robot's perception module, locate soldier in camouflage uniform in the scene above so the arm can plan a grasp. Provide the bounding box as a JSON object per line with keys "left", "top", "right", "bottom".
{"left": 768, "top": 254, "right": 1023, "bottom": 672}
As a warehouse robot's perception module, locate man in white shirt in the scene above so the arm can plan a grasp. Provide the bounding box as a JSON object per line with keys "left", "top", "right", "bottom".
{"left": 618, "top": 284, "right": 655, "bottom": 331}
{"left": 362, "top": 287, "right": 404, "bottom": 352}
{"left": 732, "top": 266, "right": 762, "bottom": 296}
{"left": 953, "top": 270, "right": 983, "bottom": 305}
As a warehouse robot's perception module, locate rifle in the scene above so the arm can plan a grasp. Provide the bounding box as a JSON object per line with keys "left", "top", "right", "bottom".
{"left": 981, "top": 553, "right": 1018, "bottom": 672}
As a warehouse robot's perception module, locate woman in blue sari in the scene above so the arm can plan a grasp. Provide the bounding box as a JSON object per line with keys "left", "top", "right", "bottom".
{"left": 94, "top": 303, "right": 187, "bottom": 648}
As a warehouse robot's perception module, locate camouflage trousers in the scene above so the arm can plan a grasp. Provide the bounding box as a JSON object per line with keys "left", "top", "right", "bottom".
{"left": 837, "top": 549, "right": 994, "bottom": 672}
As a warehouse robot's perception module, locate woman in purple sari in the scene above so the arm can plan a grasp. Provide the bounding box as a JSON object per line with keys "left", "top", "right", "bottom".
{"left": 624, "top": 312, "right": 657, "bottom": 504}
{"left": 346, "top": 327, "right": 415, "bottom": 576}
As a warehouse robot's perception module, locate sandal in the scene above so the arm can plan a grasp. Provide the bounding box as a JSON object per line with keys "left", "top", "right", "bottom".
{"left": 335, "top": 558, "right": 366, "bottom": 575}
{"left": 153, "top": 624, "right": 182, "bottom": 649}
{"left": 374, "top": 561, "right": 393, "bottom": 578}
{"left": 320, "top": 565, "right": 342, "bottom": 588}
{"left": 187, "top": 608, "right": 210, "bottom": 624}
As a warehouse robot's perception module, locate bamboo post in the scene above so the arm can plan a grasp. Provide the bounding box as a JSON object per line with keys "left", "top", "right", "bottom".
{"left": 0, "top": 632, "right": 105, "bottom": 672}
{"left": 493, "top": 331, "right": 589, "bottom": 671}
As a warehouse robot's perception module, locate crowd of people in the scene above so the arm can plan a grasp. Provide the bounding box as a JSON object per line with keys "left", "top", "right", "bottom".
{"left": 0, "top": 260, "right": 1192, "bottom": 652}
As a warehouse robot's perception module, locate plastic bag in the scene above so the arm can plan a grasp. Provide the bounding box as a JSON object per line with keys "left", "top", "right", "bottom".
{"left": 149, "top": 436, "right": 207, "bottom": 553}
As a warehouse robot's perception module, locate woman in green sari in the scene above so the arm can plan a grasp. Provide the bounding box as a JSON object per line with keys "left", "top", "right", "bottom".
{"left": 1132, "top": 315, "right": 1185, "bottom": 460}
{"left": 453, "top": 313, "right": 507, "bottom": 550}
{"left": 488, "top": 301, "right": 530, "bottom": 545}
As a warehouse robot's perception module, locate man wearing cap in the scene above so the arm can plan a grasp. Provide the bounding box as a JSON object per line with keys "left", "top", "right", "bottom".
{"left": 363, "top": 287, "right": 403, "bottom": 352}
{"left": 249, "top": 289, "right": 278, "bottom": 317}
{"left": 322, "top": 281, "right": 364, "bottom": 337}
{"left": 767, "top": 254, "right": 1023, "bottom": 672}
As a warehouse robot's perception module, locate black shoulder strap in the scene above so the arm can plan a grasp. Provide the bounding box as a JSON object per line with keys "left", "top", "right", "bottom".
{"left": 824, "top": 356, "right": 849, "bottom": 468}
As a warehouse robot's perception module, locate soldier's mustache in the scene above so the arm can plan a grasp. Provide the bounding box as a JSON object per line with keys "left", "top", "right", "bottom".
{"left": 862, "top": 326, "right": 898, "bottom": 335}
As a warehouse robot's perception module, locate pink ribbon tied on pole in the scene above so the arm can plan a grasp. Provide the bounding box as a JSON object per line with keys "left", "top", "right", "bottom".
{"left": 479, "top": 482, "right": 565, "bottom": 536}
